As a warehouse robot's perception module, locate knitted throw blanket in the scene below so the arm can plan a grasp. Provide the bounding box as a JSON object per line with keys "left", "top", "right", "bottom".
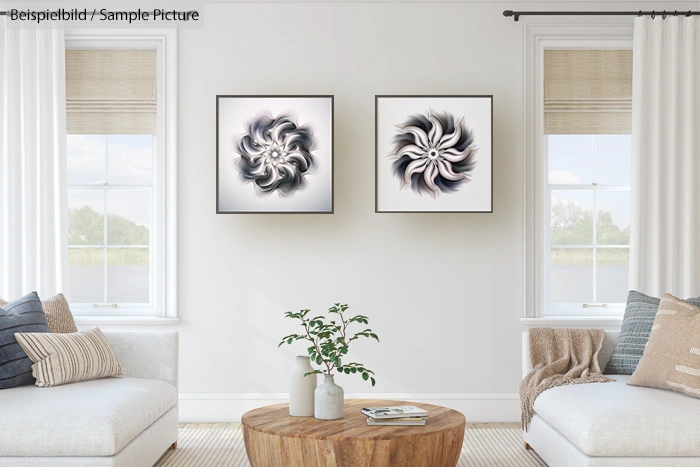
{"left": 520, "top": 328, "right": 614, "bottom": 431}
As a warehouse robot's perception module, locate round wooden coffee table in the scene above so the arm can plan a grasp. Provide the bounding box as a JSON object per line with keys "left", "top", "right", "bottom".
{"left": 242, "top": 399, "right": 465, "bottom": 467}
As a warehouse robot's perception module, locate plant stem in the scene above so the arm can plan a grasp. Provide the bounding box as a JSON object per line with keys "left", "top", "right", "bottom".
{"left": 339, "top": 308, "right": 348, "bottom": 343}
{"left": 303, "top": 320, "right": 331, "bottom": 374}
{"left": 329, "top": 308, "right": 348, "bottom": 374}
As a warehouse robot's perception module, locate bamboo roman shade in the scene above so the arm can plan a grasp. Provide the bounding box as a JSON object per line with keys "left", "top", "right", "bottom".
{"left": 66, "top": 50, "right": 156, "bottom": 134}
{"left": 544, "top": 50, "right": 632, "bottom": 134}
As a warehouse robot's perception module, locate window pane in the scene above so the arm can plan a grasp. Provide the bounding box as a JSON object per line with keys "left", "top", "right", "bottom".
{"left": 548, "top": 135, "right": 592, "bottom": 184}
{"left": 551, "top": 248, "right": 593, "bottom": 303}
{"left": 597, "top": 248, "right": 630, "bottom": 303}
{"left": 107, "top": 135, "right": 153, "bottom": 185}
{"left": 68, "top": 248, "right": 104, "bottom": 303}
{"left": 596, "top": 191, "right": 630, "bottom": 245}
{"left": 106, "top": 248, "right": 149, "bottom": 304}
{"left": 594, "top": 135, "right": 631, "bottom": 186}
{"left": 68, "top": 190, "right": 104, "bottom": 245}
{"left": 67, "top": 135, "right": 106, "bottom": 185}
{"left": 551, "top": 190, "right": 594, "bottom": 245}
{"left": 106, "top": 191, "right": 150, "bottom": 245}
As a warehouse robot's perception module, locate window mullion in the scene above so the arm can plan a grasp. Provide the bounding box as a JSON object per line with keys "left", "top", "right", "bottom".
{"left": 150, "top": 182, "right": 154, "bottom": 308}
{"left": 545, "top": 186, "right": 551, "bottom": 311}
{"left": 103, "top": 135, "right": 109, "bottom": 305}
{"left": 592, "top": 135, "right": 597, "bottom": 304}
{"left": 551, "top": 245, "right": 595, "bottom": 249}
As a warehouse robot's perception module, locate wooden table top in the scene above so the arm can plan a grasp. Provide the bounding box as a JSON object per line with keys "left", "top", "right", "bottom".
{"left": 241, "top": 399, "right": 466, "bottom": 441}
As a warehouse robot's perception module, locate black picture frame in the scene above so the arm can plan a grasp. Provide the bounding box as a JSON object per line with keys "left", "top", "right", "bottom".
{"left": 375, "top": 95, "right": 494, "bottom": 213}
{"left": 216, "top": 95, "right": 334, "bottom": 214}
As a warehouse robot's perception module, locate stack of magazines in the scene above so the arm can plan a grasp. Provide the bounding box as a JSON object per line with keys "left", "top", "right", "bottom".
{"left": 361, "top": 406, "right": 428, "bottom": 426}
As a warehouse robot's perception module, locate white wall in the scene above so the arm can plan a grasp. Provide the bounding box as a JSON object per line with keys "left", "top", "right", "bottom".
{"left": 102, "top": 0, "right": 696, "bottom": 422}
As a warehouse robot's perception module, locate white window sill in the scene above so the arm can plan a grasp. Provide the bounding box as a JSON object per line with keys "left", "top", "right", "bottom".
{"left": 74, "top": 316, "right": 181, "bottom": 327}
{"left": 520, "top": 316, "right": 622, "bottom": 330}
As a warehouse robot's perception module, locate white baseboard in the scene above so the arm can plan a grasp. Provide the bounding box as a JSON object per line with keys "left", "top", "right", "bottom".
{"left": 178, "top": 393, "right": 520, "bottom": 423}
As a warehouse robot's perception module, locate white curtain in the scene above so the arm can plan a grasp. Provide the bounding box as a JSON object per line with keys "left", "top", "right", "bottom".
{"left": 0, "top": 20, "right": 68, "bottom": 300}
{"left": 630, "top": 17, "right": 700, "bottom": 297}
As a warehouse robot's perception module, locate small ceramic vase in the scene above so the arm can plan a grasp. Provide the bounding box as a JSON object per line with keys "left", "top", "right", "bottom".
{"left": 314, "top": 374, "right": 344, "bottom": 420}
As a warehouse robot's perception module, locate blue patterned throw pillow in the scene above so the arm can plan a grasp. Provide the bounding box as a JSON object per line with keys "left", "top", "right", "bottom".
{"left": 605, "top": 291, "right": 700, "bottom": 374}
{"left": 0, "top": 292, "right": 50, "bottom": 389}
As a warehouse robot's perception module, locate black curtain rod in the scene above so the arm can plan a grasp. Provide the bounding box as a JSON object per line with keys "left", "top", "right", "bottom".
{"left": 504, "top": 10, "right": 700, "bottom": 21}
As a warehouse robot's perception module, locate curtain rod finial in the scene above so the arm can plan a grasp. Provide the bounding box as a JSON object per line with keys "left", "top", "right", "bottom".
{"left": 503, "top": 10, "right": 520, "bottom": 21}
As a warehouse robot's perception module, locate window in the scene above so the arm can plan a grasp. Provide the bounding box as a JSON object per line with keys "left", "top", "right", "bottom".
{"left": 67, "top": 134, "right": 154, "bottom": 309}
{"left": 547, "top": 134, "right": 631, "bottom": 311}
{"left": 523, "top": 26, "right": 634, "bottom": 320}
{"left": 65, "top": 30, "right": 177, "bottom": 319}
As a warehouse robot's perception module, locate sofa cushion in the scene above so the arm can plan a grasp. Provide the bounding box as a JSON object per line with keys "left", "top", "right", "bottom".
{"left": 533, "top": 375, "right": 700, "bottom": 457}
{"left": 0, "top": 376, "right": 177, "bottom": 456}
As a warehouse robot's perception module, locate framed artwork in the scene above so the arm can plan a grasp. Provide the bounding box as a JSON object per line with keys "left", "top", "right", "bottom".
{"left": 216, "top": 95, "right": 334, "bottom": 213}
{"left": 375, "top": 95, "right": 493, "bottom": 213}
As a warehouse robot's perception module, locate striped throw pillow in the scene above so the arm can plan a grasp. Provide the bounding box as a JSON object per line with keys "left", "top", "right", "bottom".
{"left": 0, "top": 293, "right": 77, "bottom": 334}
{"left": 629, "top": 294, "right": 700, "bottom": 398}
{"left": 14, "top": 327, "right": 123, "bottom": 387}
{"left": 0, "top": 292, "right": 51, "bottom": 389}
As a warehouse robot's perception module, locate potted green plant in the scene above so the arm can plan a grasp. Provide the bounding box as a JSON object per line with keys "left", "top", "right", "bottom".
{"left": 279, "top": 303, "right": 380, "bottom": 419}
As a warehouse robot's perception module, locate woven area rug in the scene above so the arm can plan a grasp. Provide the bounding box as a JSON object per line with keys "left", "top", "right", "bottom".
{"left": 156, "top": 426, "right": 546, "bottom": 467}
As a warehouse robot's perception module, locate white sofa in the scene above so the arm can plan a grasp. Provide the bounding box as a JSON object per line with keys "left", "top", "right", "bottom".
{"left": 522, "top": 330, "right": 700, "bottom": 467}
{"left": 0, "top": 331, "right": 179, "bottom": 467}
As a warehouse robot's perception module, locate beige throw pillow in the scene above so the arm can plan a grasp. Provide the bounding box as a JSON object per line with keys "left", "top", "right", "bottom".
{"left": 0, "top": 293, "right": 77, "bottom": 333}
{"left": 629, "top": 293, "right": 700, "bottom": 398}
{"left": 14, "top": 327, "right": 123, "bottom": 387}
{"left": 39, "top": 293, "right": 78, "bottom": 333}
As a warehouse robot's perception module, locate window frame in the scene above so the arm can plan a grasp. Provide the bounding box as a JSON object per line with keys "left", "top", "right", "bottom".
{"left": 65, "top": 29, "right": 177, "bottom": 320}
{"left": 523, "top": 25, "right": 632, "bottom": 324}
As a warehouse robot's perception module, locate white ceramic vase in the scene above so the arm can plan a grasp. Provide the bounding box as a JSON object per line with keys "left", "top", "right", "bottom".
{"left": 289, "top": 356, "right": 317, "bottom": 417}
{"left": 314, "top": 374, "right": 344, "bottom": 420}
